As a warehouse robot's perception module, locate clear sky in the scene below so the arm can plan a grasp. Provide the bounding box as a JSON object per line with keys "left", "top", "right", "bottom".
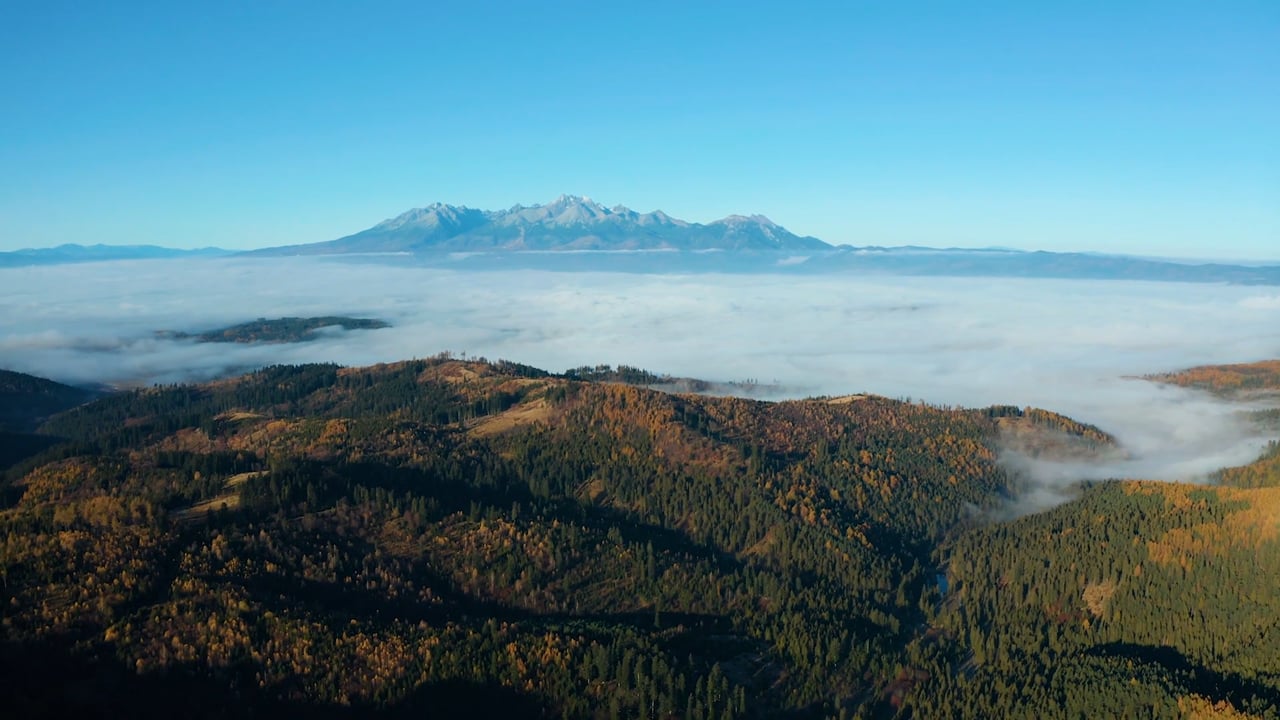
{"left": 1, "top": 1, "right": 1276, "bottom": 259}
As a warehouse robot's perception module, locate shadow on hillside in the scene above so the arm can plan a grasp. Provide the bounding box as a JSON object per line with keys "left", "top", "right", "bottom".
{"left": 0, "top": 637, "right": 548, "bottom": 719}
{"left": 0, "top": 432, "right": 66, "bottom": 473}
{"left": 206, "top": 453, "right": 903, "bottom": 645}
{"left": 1089, "top": 642, "right": 1280, "bottom": 710}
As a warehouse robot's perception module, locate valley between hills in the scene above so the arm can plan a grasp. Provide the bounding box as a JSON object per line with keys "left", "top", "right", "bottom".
{"left": 1, "top": 355, "right": 1278, "bottom": 719}
{"left": 6, "top": 3, "right": 1277, "bottom": 718}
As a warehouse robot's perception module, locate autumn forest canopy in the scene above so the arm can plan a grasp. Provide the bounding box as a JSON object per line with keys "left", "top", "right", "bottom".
{"left": 1, "top": 353, "right": 1279, "bottom": 719}
{"left": 4, "top": 0, "right": 1278, "bottom": 715}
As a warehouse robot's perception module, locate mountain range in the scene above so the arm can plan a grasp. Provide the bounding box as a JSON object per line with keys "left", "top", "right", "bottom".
{"left": 4, "top": 197, "right": 1279, "bottom": 285}
{"left": 248, "top": 195, "right": 831, "bottom": 255}
{"left": 0, "top": 244, "right": 230, "bottom": 267}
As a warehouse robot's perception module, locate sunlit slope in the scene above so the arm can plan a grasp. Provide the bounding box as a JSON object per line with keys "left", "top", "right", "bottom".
{"left": 9, "top": 356, "right": 1270, "bottom": 718}
{"left": 1148, "top": 360, "right": 1280, "bottom": 398}
{"left": 1215, "top": 442, "right": 1280, "bottom": 489}
{"left": 903, "top": 480, "right": 1280, "bottom": 719}
{"left": 1149, "top": 360, "right": 1280, "bottom": 488}
{"left": 4, "top": 356, "right": 1039, "bottom": 718}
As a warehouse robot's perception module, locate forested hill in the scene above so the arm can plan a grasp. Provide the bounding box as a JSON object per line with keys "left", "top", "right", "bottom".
{"left": 0, "top": 369, "right": 94, "bottom": 433}
{"left": 1146, "top": 359, "right": 1280, "bottom": 398}
{"left": 2, "top": 357, "right": 1277, "bottom": 718}
{"left": 1146, "top": 359, "right": 1280, "bottom": 490}
{"left": 918, "top": 479, "right": 1280, "bottom": 718}
{"left": 0, "top": 369, "right": 96, "bottom": 471}
{"left": 1, "top": 357, "right": 1019, "bottom": 718}
{"left": 161, "top": 316, "right": 390, "bottom": 344}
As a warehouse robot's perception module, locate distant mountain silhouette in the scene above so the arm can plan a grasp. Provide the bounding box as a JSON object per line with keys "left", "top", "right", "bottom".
{"left": 0, "top": 243, "right": 229, "bottom": 266}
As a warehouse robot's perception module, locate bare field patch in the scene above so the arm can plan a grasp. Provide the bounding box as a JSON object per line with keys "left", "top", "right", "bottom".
{"left": 173, "top": 471, "right": 265, "bottom": 521}
{"left": 468, "top": 398, "right": 552, "bottom": 437}
{"left": 824, "top": 394, "right": 868, "bottom": 405}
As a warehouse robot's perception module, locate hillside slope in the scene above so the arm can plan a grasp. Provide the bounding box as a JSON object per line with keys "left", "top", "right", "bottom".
{"left": 1, "top": 357, "right": 1275, "bottom": 717}
{"left": 1147, "top": 360, "right": 1280, "bottom": 399}
{"left": 1, "top": 357, "right": 1014, "bottom": 717}
{"left": 0, "top": 369, "right": 96, "bottom": 471}
{"left": 910, "top": 480, "right": 1280, "bottom": 718}
{"left": 0, "top": 369, "right": 94, "bottom": 432}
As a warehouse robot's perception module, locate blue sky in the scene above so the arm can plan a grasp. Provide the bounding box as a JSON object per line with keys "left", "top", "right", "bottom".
{"left": 1, "top": 1, "right": 1276, "bottom": 259}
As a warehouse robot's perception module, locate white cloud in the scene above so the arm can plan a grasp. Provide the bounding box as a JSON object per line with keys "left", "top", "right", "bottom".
{"left": 1241, "top": 294, "right": 1280, "bottom": 310}
{"left": 3, "top": 257, "right": 1278, "bottom": 501}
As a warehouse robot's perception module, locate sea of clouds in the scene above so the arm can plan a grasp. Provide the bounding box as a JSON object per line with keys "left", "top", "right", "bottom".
{"left": 3, "top": 257, "right": 1279, "bottom": 497}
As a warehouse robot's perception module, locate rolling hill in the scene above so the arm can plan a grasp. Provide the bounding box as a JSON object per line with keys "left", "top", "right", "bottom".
{"left": 2, "top": 356, "right": 1278, "bottom": 718}
{"left": 0, "top": 370, "right": 96, "bottom": 471}
{"left": 0, "top": 370, "right": 95, "bottom": 433}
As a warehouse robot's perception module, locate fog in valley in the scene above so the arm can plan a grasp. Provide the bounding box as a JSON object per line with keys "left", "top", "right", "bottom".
{"left": 4, "top": 257, "right": 1279, "bottom": 504}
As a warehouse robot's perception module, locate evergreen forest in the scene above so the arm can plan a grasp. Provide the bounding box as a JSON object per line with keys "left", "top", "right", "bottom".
{"left": 1, "top": 355, "right": 1278, "bottom": 718}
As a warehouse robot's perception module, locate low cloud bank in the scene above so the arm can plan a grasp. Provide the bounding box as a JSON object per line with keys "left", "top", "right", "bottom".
{"left": 3, "top": 257, "right": 1279, "bottom": 502}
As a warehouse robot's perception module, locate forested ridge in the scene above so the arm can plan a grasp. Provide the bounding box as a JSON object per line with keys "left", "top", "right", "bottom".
{"left": 0, "top": 370, "right": 96, "bottom": 473}
{"left": 1147, "top": 360, "right": 1280, "bottom": 398}
{"left": 0, "top": 369, "right": 94, "bottom": 433}
{"left": 1150, "top": 361, "right": 1280, "bottom": 490}
{"left": 162, "top": 316, "right": 390, "bottom": 344}
{"left": 1, "top": 356, "right": 1277, "bottom": 718}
